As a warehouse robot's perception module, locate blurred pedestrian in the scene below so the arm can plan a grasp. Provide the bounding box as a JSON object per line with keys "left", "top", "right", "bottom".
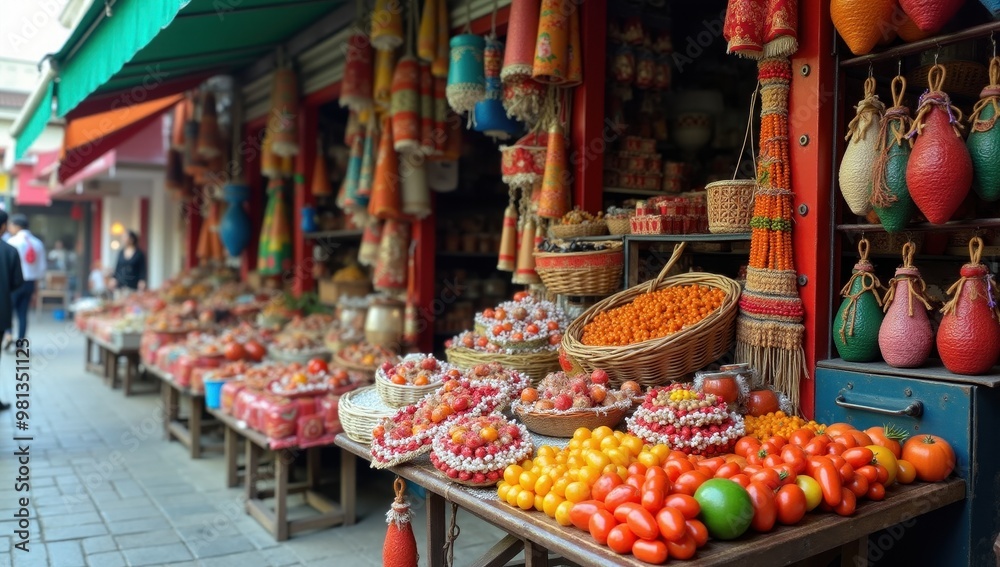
{"left": 3, "top": 214, "right": 45, "bottom": 352}
{"left": 0, "top": 211, "right": 25, "bottom": 410}
{"left": 110, "top": 230, "right": 147, "bottom": 292}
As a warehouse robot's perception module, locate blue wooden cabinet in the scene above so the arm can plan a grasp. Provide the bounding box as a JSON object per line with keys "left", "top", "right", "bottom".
{"left": 816, "top": 359, "right": 1000, "bottom": 566}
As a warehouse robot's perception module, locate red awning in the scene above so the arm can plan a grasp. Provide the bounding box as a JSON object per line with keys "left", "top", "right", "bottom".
{"left": 16, "top": 163, "right": 51, "bottom": 207}
{"left": 58, "top": 93, "right": 183, "bottom": 183}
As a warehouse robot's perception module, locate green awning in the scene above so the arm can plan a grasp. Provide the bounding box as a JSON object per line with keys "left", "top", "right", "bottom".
{"left": 14, "top": 82, "right": 52, "bottom": 161}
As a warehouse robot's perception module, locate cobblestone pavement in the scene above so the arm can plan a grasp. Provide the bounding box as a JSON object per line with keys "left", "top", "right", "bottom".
{"left": 0, "top": 316, "right": 506, "bottom": 566}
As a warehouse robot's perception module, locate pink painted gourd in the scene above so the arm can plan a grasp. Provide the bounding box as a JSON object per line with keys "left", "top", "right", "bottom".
{"left": 878, "top": 242, "right": 934, "bottom": 368}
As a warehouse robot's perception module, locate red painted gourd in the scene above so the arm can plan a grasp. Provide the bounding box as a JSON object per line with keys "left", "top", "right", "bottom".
{"left": 937, "top": 237, "right": 1000, "bottom": 376}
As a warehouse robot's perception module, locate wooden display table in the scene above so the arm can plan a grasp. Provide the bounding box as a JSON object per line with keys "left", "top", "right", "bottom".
{"left": 336, "top": 436, "right": 965, "bottom": 567}
{"left": 206, "top": 407, "right": 357, "bottom": 541}
{"left": 145, "top": 365, "right": 223, "bottom": 459}
{"left": 84, "top": 332, "right": 147, "bottom": 395}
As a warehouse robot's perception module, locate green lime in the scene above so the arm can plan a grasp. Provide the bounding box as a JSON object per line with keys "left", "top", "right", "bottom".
{"left": 693, "top": 478, "right": 754, "bottom": 540}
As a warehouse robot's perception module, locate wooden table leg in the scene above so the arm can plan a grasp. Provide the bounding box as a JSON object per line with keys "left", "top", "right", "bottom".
{"left": 224, "top": 425, "right": 239, "bottom": 488}
{"left": 426, "top": 491, "right": 446, "bottom": 567}
{"left": 306, "top": 447, "right": 321, "bottom": 490}
{"left": 164, "top": 383, "right": 179, "bottom": 439}
{"left": 188, "top": 394, "right": 202, "bottom": 459}
{"left": 523, "top": 540, "right": 550, "bottom": 567}
{"left": 471, "top": 534, "right": 522, "bottom": 567}
{"left": 274, "top": 450, "right": 289, "bottom": 542}
{"left": 840, "top": 537, "right": 869, "bottom": 567}
{"left": 122, "top": 354, "right": 134, "bottom": 396}
{"left": 102, "top": 348, "right": 113, "bottom": 387}
{"left": 245, "top": 440, "right": 261, "bottom": 501}
{"left": 339, "top": 448, "right": 356, "bottom": 526}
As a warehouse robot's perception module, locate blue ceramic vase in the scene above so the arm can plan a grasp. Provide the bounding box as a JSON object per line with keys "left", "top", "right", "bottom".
{"left": 219, "top": 183, "right": 251, "bottom": 256}
{"left": 300, "top": 205, "right": 318, "bottom": 233}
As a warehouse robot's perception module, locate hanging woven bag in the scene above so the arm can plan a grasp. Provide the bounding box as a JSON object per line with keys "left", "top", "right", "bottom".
{"left": 839, "top": 77, "right": 885, "bottom": 217}
{"left": 937, "top": 237, "right": 1000, "bottom": 375}
{"left": 899, "top": 0, "right": 964, "bottom": 34}
{"left": 879, "top": 242, "right": 935, "bottom": 368}
{"left": 871, "top": 76, "right": 916, "bottom": 232}
{"left": 833, "top": 237, "right": 885, "bottom": 362}
{"left": 967, "top": 56, "right": 1000, "bottom": 202}
{"left": 830, "top": 0, "right": 898, "bottom": 56}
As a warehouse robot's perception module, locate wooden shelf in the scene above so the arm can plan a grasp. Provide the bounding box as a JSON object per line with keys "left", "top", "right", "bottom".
{"left": 836, "top": 219, "right": 1000, "bottom": 234}
{"left": 304, "top": 229, "right": 364, "bottom": 241}
{"left": 839, "top": 21, "right": 1000, "bottom": 68}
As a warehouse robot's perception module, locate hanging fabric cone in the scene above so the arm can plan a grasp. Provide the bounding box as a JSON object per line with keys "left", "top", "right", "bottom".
{"left": 501, "top": 0, "right": 544, "bottom": 123}
{"left": 565, "top": 7, "right": 582, "bottom": 86}
{"left": 871, "top": 76, "right": 916, "bottom": 232}
{"left": 431, "top": 0, "right": 449, "bottom": 77}
{"left": 500, "top": 130, "right": 549, "bottom": 190}
{"left": 260, "top": 180, "right": 293, "bottom": 275}
{"left": 166, "top": 150, "right": 184, "bottom": 193}
{"left": 537, "top": 122, "right": 570, "bottom": 219}
{"left": 374, "top": 219, "right": 411, "bottom": 292}
{"left": 512, "top": 216, "right": 540, "bottom": 284}
{"left": 382, "top": 478, "right": 418, "bottom": 567}
{"left": 532, "top": 0, "right": 570, "bottom": 84}
{"left": 418, "top": 62, "right": 435, "bottom": 154}
{"left": 497, "top": 191, "right": 518, "bottom": 271}
{"left": 374, "top": 48, "right": 398, "bottom": 113}
{"left": 269, "top": 67, "right": 300, "bottom": 157}
{"left": 879, "top": 242, "right": 935, "bottom": 368}
{"left": 359, "top": 218, "right": 384, "bottom": 266}
{"left": 356, "top": 118, "right": 379, "bottom": 206}
{"left": 341, "top": 31, "right": 375, "bottom": 112}
{"left": 967, "top": 57, "right": 1000, "bottom": 202}
{"left": 371, "top": 0, "right": 404, "bottom": 51}
{"left": 342, "top": 128, "right": 366, "bottom": 211}
{"left": 907, "top": 65, "right": 973, "bottom": 224}
{"left": 937, "top": 237, "right": 1000, "bottom": 375}
{"left": 391, "top": 55, "right": 421, "bottom": 152}
{"left": 260, "top": 131, "right": 281, "bottom": 179}
{"left": 311, "top": 138, "right": 333, "bottom": 197}
{"left": 417, "top": 0, "right": 437, "bottom": 62}
{"left": 832, "top": 238, "right": 885, "bottom": 362}
{"left": 197, "top": 91, "right": 222, "bottom": 158}
{"left": 475, "top": 36, "right": 522, "bottom": 140}
{"left": 839, "top": 77, "right": 885, "bottom": 217}
{"left": 432, "top": 77, "right": 448, "bottom": 153}
{"left": 446, "top": 34, "right": 486, "bottom": 116}
{"left": 400, "top": 153, "right": 431, "bottom": 219}
{"left": 171, "top": 97, "right": 192, "bottom": 150}
{"left": 762, "top": 0, "right": 799, "bottom": 58}
{"left": 370, "top": 117, "right": 402, "bottom": 219}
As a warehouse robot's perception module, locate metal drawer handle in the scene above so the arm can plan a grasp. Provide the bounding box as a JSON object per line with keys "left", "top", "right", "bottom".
{"left": 835, "top": 396, "right": 923, "bottom": 418}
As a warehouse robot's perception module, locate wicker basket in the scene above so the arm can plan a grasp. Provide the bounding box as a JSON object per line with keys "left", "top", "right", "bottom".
{"left": 549, "top": 221, "right": 609, "bottom": 239}
{"left": 375, "top": 373, "right": 442, "bottom": 408}
{"left": 339, "top": 386, "right": 394, "bottom": 443}
{"left": 561, "top": 242, "right": 741, "bottom": 388}
{"left": 534, "top": 244, "right": 624, "bottom": 297}
{"left": 334, "top": 354, "right": 379, "bottom": 379}
{"left": 908, "top": 61, "right": 988, "bottom": 100}
{"left": 607, "top": 217, "right": 632, "bottom": 235}
{"left": 706, "top": 179, "right": 756, "bottom": 234}
{"left": 445, "top": 347, "right": 560, "bottom": 386}
{"left": 512, "top": 404, "right": 629, "bottom": 437}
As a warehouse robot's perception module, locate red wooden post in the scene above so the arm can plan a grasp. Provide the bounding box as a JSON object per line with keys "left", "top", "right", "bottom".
{"left": 292, "top": 103, "right": 318, "bottom": 295}
{"left": 413, "top": 211, "right": 436, "bottom": 354}
{"left": 185, "top": 192, "right": 202, "bottom": 270}
{"left": 139, "top": 198, "right": 149, "bottom": 252}
{"left": 241, "top": 117, "right": 268, "bottom": 277}
{"left": 571, "top": 0, "right": 607, "bottom": 214}
{"left": 789, "top": 2, "right": 835, "bottom": 418}
{"left": 91, "top": 200, "right": 102, "bottom": 265}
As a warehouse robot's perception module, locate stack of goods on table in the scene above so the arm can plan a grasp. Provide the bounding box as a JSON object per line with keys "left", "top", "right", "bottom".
{"left": 325, "top": 295, "right": 369, "bottom": 352}
{"left": 510, "top": 369, "right": 638, "bottom": 437}
{"left": 140, "top": 301, "right": 214, "bottom": 365}
{"left": 268, "top": 313, "right": 338, "bottom": 363}
{"left": 604, "top": 136, "right": 663, "bottom": 192}
{"left": 444, "top": 292, "right": 571, "bottom": 384}
{"left": 548, "top": 209, "right": 608, "bottom": 239}
{"left": 149, "top": 324, "right": 272, "bottom": 392}
{"left": 219, "top": 357, "right": 371, "bottom": 448}
{"left": 628, "top": 194, "right": 708, "bottom": 236}
{"left": 83, "top": 313, "right": 146, "bottom": 346}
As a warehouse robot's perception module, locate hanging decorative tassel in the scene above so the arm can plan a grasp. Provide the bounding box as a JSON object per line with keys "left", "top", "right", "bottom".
{"left": 967, "top": 56, "right": 1000, "bottom": 202}
{"left": 501, "top": 0, "right": 544, "bottom": 124}
{"left": 839, "top": 76, "right": 885, "bottom": 217}
{"left": 269, "top": 67, "right": 301, "bottom": 157}
{"left": 400, "top": 153, "right": 431, "bottom": 219}
{"left": 512, "top": 214, "right": 540, "bottom": 284}
{"left": 497, "top": 188, "right": 518, "bottom": 271}
{"left": 359, "top": 218, "right": 384, "bottom": 266}
{"left": 432, "top": 0, "right": 450, "bottom": 77}
{"left": 372, "top": 0, "right": 404, "bottom": 51}
{"left": 446, "top": 31, "right": 486, "bottom": 117}
{"left": 391, "top": 56, "right": 421, "bottom": 152}
{"left": 375, "top": 219, "right": 411, "bottom": 292}
{"left": 532, "top": 0, "right": 570, "bottom": 84}
{"left": 871, "top": 75, "right": 916, "bottom": 232}
{"left": 356, "top": 118, "right": 379, "bottom": 207}
{"left": 537, "top": 92, "right": 570, "bottom": 219}
{"left": 374, "top": 48, "right": 398, "bottom": 113}
{"left": 311, "top": 137, "right": 333, "bottom": 197}
{"left": 419, "top": 62, "right": 435, "bottom": 154}
{"left": 370, "top": 117, "right": 402, "bottom": 219}
{"left": 172, "top": 96, "right": 192, "bottom": 150}
{"left": 341, "top": 28, "right": 375, "bottom": 113}
{"left": 382, "top": 478, "right": 418, "bottom": 567}
{"left": 474, "top": 33, "right": 522, "bottom": 140}
{"left": 417, "top": 0, "right": 438, "bottom": 62}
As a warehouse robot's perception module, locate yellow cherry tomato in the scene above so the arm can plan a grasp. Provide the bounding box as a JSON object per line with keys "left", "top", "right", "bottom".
{"left": 795, "top": 475, "right": 823, "bottom": 511}
{"left": 895, "top": 459, "right": 917, "bottom": 484}
{"left": 555, "top": 500, "right": 574, "bottom": 526}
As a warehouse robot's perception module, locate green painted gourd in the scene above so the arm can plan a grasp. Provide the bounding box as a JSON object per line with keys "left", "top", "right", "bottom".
{"left": 873, "top": 76, "right": 916, "bottom": 232}
{"left": 968, "top": 57, "right": 1000, "bottom": 203}
{"left": 833, "top": 238, "right": 884, "bottom": 362}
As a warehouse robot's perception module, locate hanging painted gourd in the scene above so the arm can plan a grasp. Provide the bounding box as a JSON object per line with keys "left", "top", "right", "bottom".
{"left": 839, "top": 77, "right": 884, "bottom": 217}
{"left": 369, "top": 117, "right": 401, "bottom": 220}
{"left": 879, "top": 242, "right": 935, "bottom": 368}
{"left": 833, "top": 238, "right": 884, "bottom": 362}
{"left": 898, "top": 0, "right": 964, "bottom": 34}
{"left": 359, "top": 218, "right": 383, "bottom": 266}
{"left": 906, "top": 64, "right": 973, "bottom": 225}
{"left": 269, "top": 68, "right": 300, "bottom": 157}
{"left": 382, "top": 478, "right": 418, "bottom": 567}
{"left": 474, "top": 36, "right": 522, "bottom": 140}
{"left": 446, "top": 34, "right": 486, "bottom": 117}
{"left": 374, "top": 219, "right": 411, "bottom": 292}
{"left": 219, "top": 183, "right": 251, "bottom": 256}
{"left": 871, "top": 76, "right": 916, "bottom": 232}
{"left": 937, "top": 237, "right": 1000, "bottom": 375}
{"left": 830, "top": 0, "right": 898, "bottom": 56}
{"left": 967, "top": 57, "right": 1000, "bottom": 202}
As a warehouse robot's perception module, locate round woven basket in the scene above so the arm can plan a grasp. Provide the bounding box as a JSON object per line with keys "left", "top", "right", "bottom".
{"left": 549, "top": 221, "right": 608, "bottom": 239}
{"left": 706, "top": 179, "right": 756, "bottom": 234}
{"left": 512, "top": 404, "right": 629, "bottom": 437}
{"left": 375, "top": 373, "right": 443, "bottom": 408}
{"left": 607, "top": 217, "right": 632, "bottom": 235}
{"left": 339, "top": 386, "right": 394, "bottom": 443}
{"left": 534, "top": 244, "right": 624, "bottom": 297}
{"left": 334, "top": 354, "right": 379, "bottom": 380}
{"left": 445, "top": 347, "right": 560, "bottom": 386}
{"left": 268, "top": 348, "right": 331, "bottom": 364}
{"left": 561, "top": 242, "right": 741, "bottom": 388}
{"left": 908, "top": 61, "right": 988, "bottom": 100}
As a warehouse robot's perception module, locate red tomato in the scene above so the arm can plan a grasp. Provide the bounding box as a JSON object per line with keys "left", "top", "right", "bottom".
{"left": 625, "top": 474, "right": 644, "bottom": 491}
{"left": 642, "top": 476, "right": 670, "bottom": 495}
{"left": 645, "top": 466, "right": 668, "bottom": 481}
{"left": 775, "top": 484, "right": 807, "bottom": 525}
{"left": 612, "top": 502, "right": 644, "bottom": 524}
{"left": 775, "top": 464, "right": 797, "bottom": 486}
{"left": 826, "top": 442, "right": 848, "bottom": 456}
{"left": 735, "top": 437, "right": 762, "bottom": 458}
{"left": 699, "top": 457, "right": 725, "bottom": 474}
{"left": 686, "top": 519, "right": 709, "bottom": 547}
{"left": 788, "top": 428, "right": 816, "bottom": 446}
{"left": 746, "top": 481, "right": 777, "bottom": 533}
{"left": 714, "top": 462, "right": 742, "bottom": 479}
{"left": 763, "top": 453, "right": 784, "bottom": 468}
{"left": 834, "top": 488, "right": 857, "bottom": 516}
{"left": 632, "top": 539, "right": 669, "bottom": 564}
{"left": 867, "top": 482, "right": 886, "bottom": 501}
{"left": 729, "top": 473, "right": 751, "bottom": 488}
{"left": 243, "top": 340, "right": 266, "bottom": 362}
{"left": 875, "top": 464, "right": 890, "bottom": 485}
{"left": 664, "top": 459, "right": 695, "bottom": 482}
{"left": 592, "top": 473, "right": 623, "bottom": 503}
{"left": 626, "top": 506, "right": 659, "bottom": 540}
{"left": 781, "top": 445, "right": 808, "bottom": 474}
{"left": 839, "top": 463, "right": 855, "bottom": 483}
{"left": 804, "top": 438, "right": 830, "bottom": 456}
{"left": 655, "top": 506, "right": 687, "bottom": 541}
{"left": 306, "top": 358, "right": 328, "bottom": 375}
{"left": 606, "top": 524, "right": 638, "bottom": 554}
{"left": 664, "top": 494, "right": 700, "bottom": 519}
{"left": 641, "top": 488, "right": 665, "bottom": 513}
{"left": 673, "top": 470, "right": 710, "bottom": 496}
{"left": 845, "top": 473, "right": 869, "bottom": 498}
{"left": 750, "top": 468, "right": 781, "bottom": 490}
{"left": 842, "top": 447, "right": 875, "bottom": 470}
{"left": 604, "top": 485, "right": 640, "bottom": 513}
{"left": 569, "top": 500, "right": 606, "bottom": 531}
{"left": 833, "top": 434, "right": 857, "bottom": 449}
{"left": 589, "top": 510, "right": 617, "bottom": 544}
{"left": 761, "top": 441, "right": 781, "bottom": 456}
{"left": 628, "top": 462, "right": 648, "bottom": 477}
{"left": 224, "top": 342, "right": 246, "bottom": 361}
{"left": 807, "top": 457, "right": 844, "bottom": 507}
{"left": 766, "top": 435, "right": 788, "bottom": 449}
{"left": 666, "top": 532, "right": 698, "bottom": 560}
{"left": 855, "top": 465, "right": 878, "bottom": 483}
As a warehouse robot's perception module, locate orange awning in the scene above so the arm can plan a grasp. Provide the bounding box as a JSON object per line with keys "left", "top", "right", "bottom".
{"left": 58, "top": 93, "right": 184, "bottom": 183}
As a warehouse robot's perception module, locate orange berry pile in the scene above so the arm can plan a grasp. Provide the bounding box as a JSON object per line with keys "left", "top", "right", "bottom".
{"left": 581, "top": 285, "right": 726, "bottom": 346}
{"left": 744, "top": 411, "right": 824, "bottom": 440}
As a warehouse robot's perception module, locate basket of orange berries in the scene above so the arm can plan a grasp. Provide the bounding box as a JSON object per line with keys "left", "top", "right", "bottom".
{"left": 562, "top": 242, "right": 741, "bottom": 387}
{"left": 375, "top": 354, "right": 459, "bottom": 408}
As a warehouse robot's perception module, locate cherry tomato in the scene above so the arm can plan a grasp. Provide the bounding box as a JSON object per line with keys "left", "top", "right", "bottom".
{"left": 842, "top": 447, "right": 875, "bottom": 470}
{"left": 641, "top": 488, "right": 665, "bottom": 514}
{"left": 833, "top": 434, "right": 857, "bottom": 449}
{"left": 643, "top": 475, "right": 670, "bottom": 495}
{"left": 838, "top": 462, "right": 855, "bottom": 483}
{"left": 664, "top": 458, "right": 695, "bottom": 482}
{"left": 750, "top": 467, "right": 781, "bottom": 490}
{"left": 592, "top": 473, "right": 622, "bottom": 502}
{"left": 589, "top": 509, "right": 617, "bottom": 545}
{"left": 776, "top": 464, "right": 798, "bottom": 486}
{"left": 625, "top": 474, "right": 644, "bottom": 491}
{"left": 666, "top": 532, "right": 698, "bottom": 560}
{"left": 612, "top": 502, "right": 644, "bottom": 524}
{"left": 867, "top": 482, "right": 886, "bottom": 501}
{"left": 781, "top": 445, "right": 808, "bottom": 474}
{"left": 604, "top": 485, "right": 640, "bottom": 514}
{"left": 655, "top": 506, "right": 687, "bottom": 542}
{"left": 735, "top": 437, "right": 762, "bottom": 458}
{"left": 807, "top": 457, "right": 843, "bottom": 508}
{"left": 746, "top": 481, "right": 777, "bottom": 532}
{"left": 895, "top": 459, "right": 917, "bottom": 485}
{"left": 834, "top": 487, "right": 857, "bottom": 516}
{"left": 746, "top": 449, "right": 765, "bottom": 466}
{"left": 645, "top": 466, "right": 668, "bottom": 482}
{"left": 699, "top": 457, "right": 726, "bottom": 474}
{"left": 606, "top": 523, "right": 638, "bottom": 554}
{"left": 775, "top": 484, "right": 807, "bottom": 525}
{"left": 686, "top": 519, "right": 709, "bottom": 547}
{"left": 729, "top": 473, "right": 751, "bottom": 488}
{"left": 714, "top": 462, "right": 742, "bottom": 479}
{"left": 826, "top": 441, "right": 848, "bottom": 456}
{"left": 855, "top": 465, "right": 878, "bottom": 484}
{"left": 632, "top": 539, "right": 669, "bottom": 564}
{"left": 664, "top": 494, "right": 700, "bottom": 519}
{"left": 569, "top": 500, "right": 606, "bottom": 532}
{"left": 875, "top": 464, "right": 890, "bottom": 485}
{"left": 627, "top": 506, "right": 661, "bottom": 541}
{"left": 845, "top": 473, "right": 869, "bottom": 498}
{"left": 627, "top": 462, "right": 648, "bottom": 477}
{"left": 673, "top": 470, "right": 710, "bottom": 496}
{"left": 788, "top": 428, "right": 816, "bottom": 446}
{"left": 742, "top": 465, "right": 762, "bottom": 476}
{"left": 761, "top": 441, "right": 781, "bottom": 455}
{"left": 766, "top": 435, "right": 788, "bottom": 449}
{"left": 763, "top": 453, "right": 785, "bottom": 468}
{"left": 804, "top": 438, "right": 830, "bottom": 456}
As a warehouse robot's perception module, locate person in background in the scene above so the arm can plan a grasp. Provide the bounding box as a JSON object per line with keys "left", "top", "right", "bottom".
{"left": 110, "top": 230, "right": 147, "bottom": 292}
{"left": 48, "top": 238, "right": 74, "bottom": 272}
{"left": 3, "top": 214, "right": 44, "bottom": 352}
{"left": 0, "top": 212, "right": 25, "bottom": 409}
{"left": 89, "top": 262, "right": 108, "bottom": 298}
